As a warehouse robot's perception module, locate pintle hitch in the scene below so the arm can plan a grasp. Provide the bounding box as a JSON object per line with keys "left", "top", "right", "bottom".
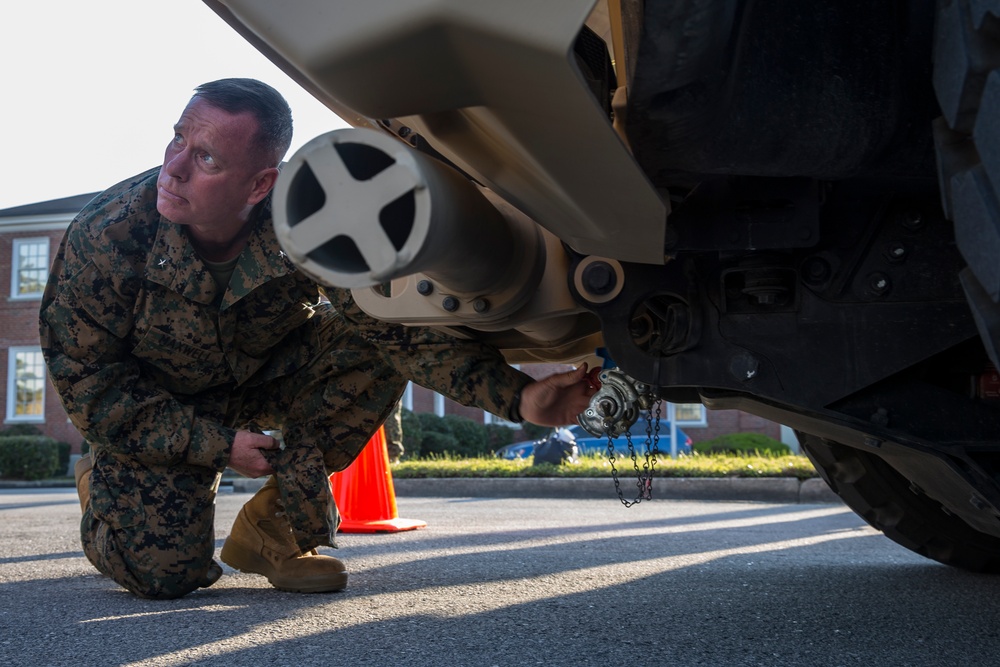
{"left": 578, "top": 368, "right": 664, "bottom": 507}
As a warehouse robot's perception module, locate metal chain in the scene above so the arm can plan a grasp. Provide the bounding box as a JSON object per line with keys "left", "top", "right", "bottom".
{"left": 607, "top": 400, "right": 663, "bottom": 507}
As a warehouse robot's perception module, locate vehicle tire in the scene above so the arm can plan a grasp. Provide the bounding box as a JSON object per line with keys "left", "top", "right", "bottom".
{"left": 932, "top": 0, "right": 1000, "bottom": 362}
{"left": 797, "top": 432, "right": 1000, "bottom": 572}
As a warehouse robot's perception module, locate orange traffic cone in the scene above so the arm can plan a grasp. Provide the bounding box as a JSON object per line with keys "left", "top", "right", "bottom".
{"left": 329, "top": 426, "right": 426, "bottom": 533}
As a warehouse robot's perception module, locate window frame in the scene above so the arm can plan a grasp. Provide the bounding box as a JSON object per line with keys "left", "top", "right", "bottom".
{"left": 10, "top": 237, "right": 50, "bottom": 300}
{"left": 671, "top": 402, "right": 707, "bottom": 427}
{"left": 6, "top": 346, "right": 46, "bottom": 423}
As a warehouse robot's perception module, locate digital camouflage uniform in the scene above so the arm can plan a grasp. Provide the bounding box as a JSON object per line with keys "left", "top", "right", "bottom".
{"left": 40, "top": 167, "right": 531, "bottom": 599}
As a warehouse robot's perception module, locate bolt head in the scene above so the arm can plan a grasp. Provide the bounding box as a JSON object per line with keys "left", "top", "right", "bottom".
{"left": 869, "top": 273, "right": 891, "bottom": 296}
{"left": 884, "top": 242, "right": 907, "bottom": 263}
{"left": 582, "top": 262, "right": 617, "bottom": 295}
{"left": 900, "top": 211, "right": 923, "bottom": 230}
{"left": 801, "top": 256, "right": 831, "bottom": 285}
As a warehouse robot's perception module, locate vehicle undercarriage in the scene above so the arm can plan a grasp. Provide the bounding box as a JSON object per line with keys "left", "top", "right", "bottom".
{"left": 204, "top": 0, "right": 1000, "bottom": 570}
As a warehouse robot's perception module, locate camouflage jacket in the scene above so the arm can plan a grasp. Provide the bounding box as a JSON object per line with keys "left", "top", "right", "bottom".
{"left": 39, "top": 168, "right": 530, "bottom": 471}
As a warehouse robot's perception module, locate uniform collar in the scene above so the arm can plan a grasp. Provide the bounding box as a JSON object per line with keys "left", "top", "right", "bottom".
{"left": 145, "top": 197, "right": 300, "bottom": 307}
{"left": 145, "top": 219, "right": 215, "bottom": 304}
{"left": 222, "top": 200, "right": 299, "bottom": 310}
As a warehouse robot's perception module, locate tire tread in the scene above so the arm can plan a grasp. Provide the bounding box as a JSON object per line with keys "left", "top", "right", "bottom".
{"left": 799, "top": 433, "right": 1000, "bottom": 573}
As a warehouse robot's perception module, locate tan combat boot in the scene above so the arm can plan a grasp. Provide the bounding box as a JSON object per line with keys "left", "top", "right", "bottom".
{"left": 220, "top": 478, "right": 347, "bottom": 593}
{"left": 74, "top": 453, "right": 93, "bottom": 512}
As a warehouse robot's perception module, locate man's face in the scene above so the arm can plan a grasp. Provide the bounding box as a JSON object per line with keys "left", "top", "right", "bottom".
{"left": 156, "top": 97, "right": 268, "bottom": 228}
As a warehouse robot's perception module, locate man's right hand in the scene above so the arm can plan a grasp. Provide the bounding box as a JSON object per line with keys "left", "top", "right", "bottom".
{"left": 229, "top": 430, "right": 279, "bottom": 478}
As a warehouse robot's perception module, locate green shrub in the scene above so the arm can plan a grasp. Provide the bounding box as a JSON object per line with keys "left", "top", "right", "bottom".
{"left": 521, "top": 422, "right": 550, "bottom": 441}
{"left": 416, "top": 412, "right": 451, "bottom": 436}
{"left": 443, "top": 415, "right": 489, "bottom": 456}
{"left": 420, "top": 431, "right": 461, "bottom": 457}
{"left": 0, "top": 435, "right": 61, "bottom": 481}
{"left": 0, "top": 424, "right": 43, "bottom": 436}
{"left": 399, "top": 408, "right": 424, "bottom": 459}
{"left": 484, "top": 423, "right": 518, "bottom": 451}
{"left": 692, "top": 432, "right": 790, "bottom": 455}
{"left": 56, "top": 441, "right": 72, "bottom": 474}
{"left": 408, "top": 413, "right": 494, "bottom": 457}
{"left": 401, "top": 413, "right": 575, "bottom": 459}
{"left": 414, "top": 412, "right": 450, "bottom": 457}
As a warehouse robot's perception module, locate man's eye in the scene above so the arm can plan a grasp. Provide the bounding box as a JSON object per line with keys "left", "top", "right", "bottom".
{"left": 200, "top": 153, "right": 216, "bottom": 166}
{"left": 173, "top": 133, "right": 183, "bottom": 143}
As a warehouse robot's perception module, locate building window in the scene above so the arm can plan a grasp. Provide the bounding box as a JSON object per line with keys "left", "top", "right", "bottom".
{"left": 672, "top": 403, "right": 707, "bottom": 426}
{"left": 11, "top": 238, "right": 49, "bottom": 299}
{"left": 7, "top": 348, "right": 45, "bottom": 422}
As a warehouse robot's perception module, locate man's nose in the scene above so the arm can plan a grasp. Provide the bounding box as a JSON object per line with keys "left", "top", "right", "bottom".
{"left": 163, "top": 146, "right": 189, "bottom": 181}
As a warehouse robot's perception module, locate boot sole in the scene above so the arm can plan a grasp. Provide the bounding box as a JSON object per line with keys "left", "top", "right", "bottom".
{"left": 220, "top": 540, "right": 348, "bottom": 593}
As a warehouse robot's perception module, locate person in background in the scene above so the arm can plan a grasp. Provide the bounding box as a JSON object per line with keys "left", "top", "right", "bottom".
{"left": 384, "top": 400, "right": 405, "bottom": 463}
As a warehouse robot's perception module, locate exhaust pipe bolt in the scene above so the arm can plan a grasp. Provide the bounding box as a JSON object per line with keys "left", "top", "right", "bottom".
{"left": 582, "top": 261, "right": 617, "bottom": 296}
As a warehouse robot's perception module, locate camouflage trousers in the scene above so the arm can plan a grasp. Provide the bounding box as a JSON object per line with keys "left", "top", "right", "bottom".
{"left": 81, "top": 310, "right": 407, "bottom": 599}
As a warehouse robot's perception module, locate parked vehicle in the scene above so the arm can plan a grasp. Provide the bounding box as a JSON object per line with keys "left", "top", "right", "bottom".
{"left": 576, "top": 419, "right": 692, "bottom": 457}
{"left": 494, "top": 426, "right": 588, "bottom": 461}
{"left": 495, "top": 421, "right": 691, "bottom": 459}
{"left": 494, "top": 438, "right": 539, "bottom": 461}
{"left": 208, "top": 1, "right": 1000, "bottom": 572}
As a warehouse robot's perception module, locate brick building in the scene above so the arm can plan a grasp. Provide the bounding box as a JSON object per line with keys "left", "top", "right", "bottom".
{"left": 0, "top": 193, "right": 793, "bottom": 455}
{"left": 0, "top": 193, "right": 97, "bottom": 450}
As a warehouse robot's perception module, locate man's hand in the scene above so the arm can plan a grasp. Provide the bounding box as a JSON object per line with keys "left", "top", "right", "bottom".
{"left": 228, "top": 430, "right": 279, "bottom": 478}
{"left": 518, "top": 363, "right": 598, "bottom": 427}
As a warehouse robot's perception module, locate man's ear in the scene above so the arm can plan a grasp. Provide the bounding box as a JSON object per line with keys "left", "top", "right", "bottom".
{"left": 247, "top": 167, "right": 279, "bottom": 206}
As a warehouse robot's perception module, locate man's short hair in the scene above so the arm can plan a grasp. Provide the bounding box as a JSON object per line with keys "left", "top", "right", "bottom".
{"left": 193, "top": 78, "right": 293, "bottom": 168}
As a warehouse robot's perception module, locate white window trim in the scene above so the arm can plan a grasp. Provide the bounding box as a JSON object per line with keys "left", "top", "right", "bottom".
{"left": 671, "top": 402, "right": 708, "bottom": 427}
{"left": 6, "top": 346, "right": 46, "bottom": 423}
{"left": 10, "top": 237, "right": 49, "bottom": 300}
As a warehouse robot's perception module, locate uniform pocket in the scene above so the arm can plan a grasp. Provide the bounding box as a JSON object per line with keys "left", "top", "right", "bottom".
{"left": 131, "top": 327, "right": 228, "bottom": 395}
{"left": 237, "top": 299, "right": 317, "bottom": 358}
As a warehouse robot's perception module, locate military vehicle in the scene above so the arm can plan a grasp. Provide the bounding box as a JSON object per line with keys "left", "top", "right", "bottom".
{"left": 204, "top": 0, "right": 1000, "bottom": 570}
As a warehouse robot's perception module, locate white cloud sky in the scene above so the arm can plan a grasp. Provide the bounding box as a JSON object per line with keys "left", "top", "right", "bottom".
{"left": 0, "top": 0, "right": 349, "bottom": 210}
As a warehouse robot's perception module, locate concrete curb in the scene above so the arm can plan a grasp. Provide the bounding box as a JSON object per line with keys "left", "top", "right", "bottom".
{"left": 1, "top": 476, "right": 839, "bottom": 504}
{"left": 230, "top": 476, "right": 841, "bottom": 504}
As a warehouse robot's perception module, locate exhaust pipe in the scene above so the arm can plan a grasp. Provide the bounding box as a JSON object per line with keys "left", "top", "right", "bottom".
{"left": 273, "top": 127, "right": 538, "bottom": 296}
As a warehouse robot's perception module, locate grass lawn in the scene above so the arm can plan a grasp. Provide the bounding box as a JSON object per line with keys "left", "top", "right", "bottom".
{"left": 392, "top": 452, "right": 818, "bottom": 479}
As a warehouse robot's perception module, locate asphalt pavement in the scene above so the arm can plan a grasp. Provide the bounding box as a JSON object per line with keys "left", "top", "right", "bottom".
{"left": 4, "top": 486, "right": 1000, "bottom": 667}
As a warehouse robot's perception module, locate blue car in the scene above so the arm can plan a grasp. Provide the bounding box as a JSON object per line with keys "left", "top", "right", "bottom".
{"left": 495, "top": 420, "right": 691, "bottom": 459}
{"left": 574, "top": 419, "right": 692, "bottom": 457}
